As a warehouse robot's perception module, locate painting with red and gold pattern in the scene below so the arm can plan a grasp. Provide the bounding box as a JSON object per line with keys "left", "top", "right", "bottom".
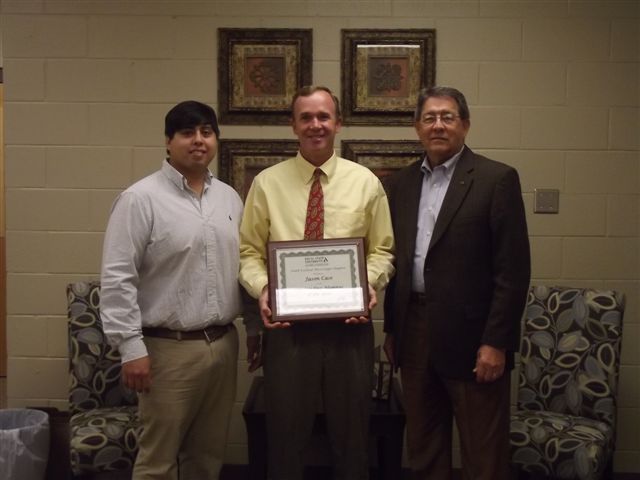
{"left": 366, "top": 56, "right": 410, "bottom": 98}
{"left": 341, "top": 140, "right": 423, "bottom": 191}
{"left": 243, "top": 56, "right": 286, "bottom": 96}
{"left": 219, "top": 29, "right": 312, "bottom": 125}
{"left": 341, "top": 29, "right": 436, "bottom": 125}
{"left": 218, "top": 139, "right": 299, "bottom": 200}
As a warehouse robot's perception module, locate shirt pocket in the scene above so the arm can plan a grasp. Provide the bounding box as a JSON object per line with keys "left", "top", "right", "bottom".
{"left": 332, "top": 211, "right": 367, "bottom": 238}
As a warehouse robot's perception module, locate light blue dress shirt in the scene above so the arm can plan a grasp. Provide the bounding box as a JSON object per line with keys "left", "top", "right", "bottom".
{"left": 411, "top": 147, "right": 464, "bottom": 292}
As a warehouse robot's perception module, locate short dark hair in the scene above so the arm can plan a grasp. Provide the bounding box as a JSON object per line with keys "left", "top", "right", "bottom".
{"left": 414, "top": 86, "right": 470, "bottom": 122}
{"left": 291, "top": 85, "right": 342, "bottom": 120}
{"left": 164, "top": 101, "right": 220, "bottom": 139}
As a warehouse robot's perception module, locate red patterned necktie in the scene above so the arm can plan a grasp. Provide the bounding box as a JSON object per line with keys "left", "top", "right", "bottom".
{"left": 304, "top": 168, "right": 324, "bottom": 240}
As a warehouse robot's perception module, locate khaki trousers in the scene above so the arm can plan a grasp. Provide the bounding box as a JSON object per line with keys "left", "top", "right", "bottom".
{"left": 133, "top": 325, "right": 238, "bottom": 480}
{"left": 400, "top": 300, "right": 512, "bottom": 480}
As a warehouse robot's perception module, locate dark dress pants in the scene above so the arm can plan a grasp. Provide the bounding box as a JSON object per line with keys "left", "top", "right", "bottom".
{"left": 400, "top": 299, "right": 512, "bottom": 480}
{"left": 263, "top": 322, "right": 374, "bottom": 480}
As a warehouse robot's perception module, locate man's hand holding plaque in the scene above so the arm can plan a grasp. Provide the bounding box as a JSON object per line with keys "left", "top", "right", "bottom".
{"left": 259, "top": 286, "right": 291, "bottom": 329}
{"left": 259, "top": 283, "right": 376, "bottom": 328}
{"left": 344, "top": 284, "right": 377, "bottom": 324}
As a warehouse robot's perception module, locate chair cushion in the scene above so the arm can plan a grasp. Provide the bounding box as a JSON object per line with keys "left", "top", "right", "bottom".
{"left": 70, "top": 405, "right": 141, "bottom": 475}
{"left": 511, "top": 409, "right": 614, "bottom": 479}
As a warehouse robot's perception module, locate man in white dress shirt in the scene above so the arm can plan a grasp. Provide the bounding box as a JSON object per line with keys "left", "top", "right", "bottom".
{"left": 100, "top": 101, "right": 243, "bottom": 480}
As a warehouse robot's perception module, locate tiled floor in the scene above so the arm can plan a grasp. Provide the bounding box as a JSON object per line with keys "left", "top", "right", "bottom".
{"left": 0, "top": 378, "right": 636, "bottom": 480}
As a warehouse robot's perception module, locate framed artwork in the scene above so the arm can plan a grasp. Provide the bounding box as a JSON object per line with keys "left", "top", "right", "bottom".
{"left": 341, "top": 29, "right": 436, "bottom": 125}
{"left": 218, "top": 139, "right": 298, "bottom": 199}
{"left": 218, "top": 28, "right": 313, "bottom": 125}
{"left": 341, "top": 140, "right": 423, "bottom": 181}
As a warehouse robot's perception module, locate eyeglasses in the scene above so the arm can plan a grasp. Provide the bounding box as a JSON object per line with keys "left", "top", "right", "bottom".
{"left": 420, "top": 112, "right": 460, "bottom": 126}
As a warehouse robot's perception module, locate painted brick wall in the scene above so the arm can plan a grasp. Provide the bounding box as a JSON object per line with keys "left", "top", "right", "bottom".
{"left": 1, "top": 0, "right": 638, "bottom": 471}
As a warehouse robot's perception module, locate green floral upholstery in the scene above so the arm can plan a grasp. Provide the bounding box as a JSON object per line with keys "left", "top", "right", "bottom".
{"left": 68, "top": 281, "right": 142, "bottom": 476}
{"left": 510, "top": 286, "right": 624, "bottom": 479}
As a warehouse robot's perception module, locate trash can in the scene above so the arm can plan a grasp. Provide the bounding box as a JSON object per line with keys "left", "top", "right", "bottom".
{"left": 0, "top": 408, "right": 50, "bottom": 480}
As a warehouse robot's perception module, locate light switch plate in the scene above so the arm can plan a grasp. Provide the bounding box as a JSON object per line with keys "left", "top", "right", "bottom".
{"left": 534, "top": 188, "right": 559, "bottom": 214}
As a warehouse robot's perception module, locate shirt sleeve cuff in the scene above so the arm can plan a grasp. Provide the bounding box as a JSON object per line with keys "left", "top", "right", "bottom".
{"left": 250, "top": 278, "right": 268, "bottom": 299}
{"left": 368, "top": 271, "right": 384, "bottom": 291}
{"left": 118, "top": 337, "right": 149, "bottom": 364}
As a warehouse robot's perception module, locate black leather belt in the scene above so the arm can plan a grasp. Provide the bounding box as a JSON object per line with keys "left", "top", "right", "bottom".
{"left": 409, "top": 292, "right": 427, "bottom": 304}
{"left": 142, "top": 324, "right": 231, "bottom": 343}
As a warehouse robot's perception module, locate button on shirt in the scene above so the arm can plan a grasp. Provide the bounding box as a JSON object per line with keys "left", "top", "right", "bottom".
{"left": 412, "top": 149, "right": 462, "bottom": 293}
{"left": 100, "top": 160, "right": 244, "bottom": 363}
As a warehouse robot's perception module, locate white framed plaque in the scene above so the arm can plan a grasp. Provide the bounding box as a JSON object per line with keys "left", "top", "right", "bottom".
{"left": 267, "top": 238, "right": 369, "bottom": 322}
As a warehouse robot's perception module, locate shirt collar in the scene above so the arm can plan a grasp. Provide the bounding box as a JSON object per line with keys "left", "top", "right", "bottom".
{"left": 420, "top": 145, "right": 465, "bottom": 176}
{"left": 294, "top": 150, "right": 337, "bottom": 184}
{"left": 162, "top": 159, "right": 213, "bottom": 191}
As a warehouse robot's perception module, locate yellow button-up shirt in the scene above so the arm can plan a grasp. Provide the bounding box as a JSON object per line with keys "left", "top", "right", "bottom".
{"left": 239, "top": 152, "right": 395, "bottom": 329}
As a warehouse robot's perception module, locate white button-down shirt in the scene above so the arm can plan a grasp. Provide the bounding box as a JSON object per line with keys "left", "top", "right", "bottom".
{"left": 100, "top": 160, "right": 243, "bottom": 363}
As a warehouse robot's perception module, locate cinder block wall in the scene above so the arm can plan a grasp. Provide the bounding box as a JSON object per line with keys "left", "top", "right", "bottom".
{"left": 1, "top": 0, "right": 638, "bottom": 471}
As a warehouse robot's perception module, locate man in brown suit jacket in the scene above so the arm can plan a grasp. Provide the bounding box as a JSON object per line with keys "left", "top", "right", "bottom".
{"left": 383, "top": 86, "right": 530, "bottom": 480}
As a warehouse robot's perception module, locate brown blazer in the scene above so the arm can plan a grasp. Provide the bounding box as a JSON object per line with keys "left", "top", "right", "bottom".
{"left": 383, "top": 146, "right": 531, "bottom": 380}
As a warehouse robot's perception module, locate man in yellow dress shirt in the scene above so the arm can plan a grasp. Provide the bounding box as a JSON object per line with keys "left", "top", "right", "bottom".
{"left": 239, "top": 85, "right": 395, "bottom": 480}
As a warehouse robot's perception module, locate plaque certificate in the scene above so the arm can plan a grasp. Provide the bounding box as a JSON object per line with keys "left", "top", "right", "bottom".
{"left": 267, "top": 238, "right": 369, "bottom": 322}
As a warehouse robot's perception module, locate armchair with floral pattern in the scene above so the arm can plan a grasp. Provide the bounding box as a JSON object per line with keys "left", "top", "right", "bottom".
{"left": 510, "top": 286, "right": 625, "bottom": 480}
{"left": 68, "top": 281, "right": 141, "bottom": 477}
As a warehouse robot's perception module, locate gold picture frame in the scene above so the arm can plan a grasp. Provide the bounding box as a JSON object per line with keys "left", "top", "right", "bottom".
{"left": 341, "top": 140, "right": 423, "bottom": 181}
{"left": 218, "top": 139, "right": 299, "bottom": 200}
{"left": 218, "top": 28, "right": 312, "bottom": 125}
{"left": 341, "top": 29, "right": 436, "bottom": 125}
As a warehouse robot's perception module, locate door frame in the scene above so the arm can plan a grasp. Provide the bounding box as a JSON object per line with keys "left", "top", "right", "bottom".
{"left": 1, "top": 68, "right": 7, "bottom": 377}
